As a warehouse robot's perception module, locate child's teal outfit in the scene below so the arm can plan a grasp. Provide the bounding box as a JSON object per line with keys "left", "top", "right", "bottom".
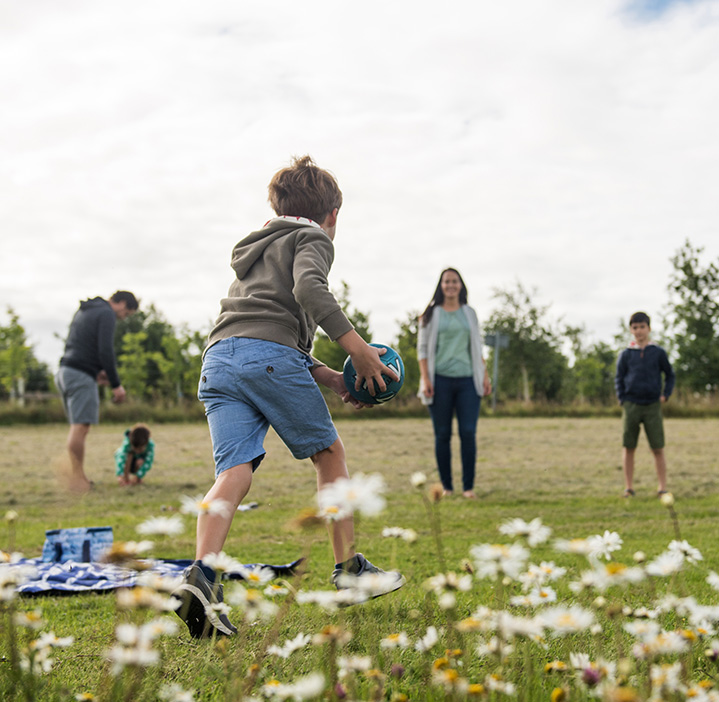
{"left": 114, "top": 430, "right": 155, "bottom": 479}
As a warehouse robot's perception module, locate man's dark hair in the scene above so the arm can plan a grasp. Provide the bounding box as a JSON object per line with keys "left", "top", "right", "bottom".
{"left": 110, "top": 291, "right": 139, "bottom": 311}
{"left": 629, "top": 311, "right": 650, "bottom": 326}
{"left": 267, "top": 155, "right": 343, "bottom": 224}
{"left": 129, "top": 423, "right": 150, "bottom": 449}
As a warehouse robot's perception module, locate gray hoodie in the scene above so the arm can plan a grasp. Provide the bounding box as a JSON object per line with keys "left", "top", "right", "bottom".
{"left": 207, "top": 217, "right": 353, "bottom": 360}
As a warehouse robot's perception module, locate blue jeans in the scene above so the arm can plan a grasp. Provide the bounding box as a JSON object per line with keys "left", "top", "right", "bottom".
{"left": 428, "top": 374, "right": 481, "bottom": 492}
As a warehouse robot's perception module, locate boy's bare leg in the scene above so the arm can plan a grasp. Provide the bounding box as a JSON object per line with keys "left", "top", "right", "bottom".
{"left": 311, "top": 437, "right": 356, "bottom": 564}
{"left": 622, "top": 447, "right": 635, "bottom": 492}
{"left": 196, "top": 463, "right": 253, "bottom": 560}
{"left": 66, "top": 423, "right": 92, "bottom": 493}
{"left": 652, "top": 448, "right": 667, "bottom": 493}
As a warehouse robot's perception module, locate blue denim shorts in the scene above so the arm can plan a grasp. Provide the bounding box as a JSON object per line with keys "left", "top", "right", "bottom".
{"left": 198, "top": 337, "right": 338, "bottom": 477}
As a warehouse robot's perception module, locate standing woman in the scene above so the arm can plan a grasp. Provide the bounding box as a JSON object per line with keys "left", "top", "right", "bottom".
{"left": 417, "top": 268, "right": 491, "bottom": 499}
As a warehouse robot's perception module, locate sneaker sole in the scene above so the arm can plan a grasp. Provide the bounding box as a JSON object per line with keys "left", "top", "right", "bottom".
{"left": 369, "top": 574, "right": 406, "bottom": 598}
{"left": 175, "top": 583, "right": 235, "bottom": 638}
{"left": 334, "top": 574, "right": 406, "bottom": 608}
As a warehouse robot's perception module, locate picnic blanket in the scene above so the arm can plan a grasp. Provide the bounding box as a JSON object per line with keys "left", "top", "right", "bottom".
{"left": 12, "top": 557, "right": 303, "bottom": 596}
{"left": 5, "top": 525, "right": 301, "bottom": 595}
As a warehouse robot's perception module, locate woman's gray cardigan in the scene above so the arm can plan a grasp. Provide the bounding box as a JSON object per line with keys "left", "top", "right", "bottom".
{"left": 416, "top": 304, "right": 486, "bottom": 406}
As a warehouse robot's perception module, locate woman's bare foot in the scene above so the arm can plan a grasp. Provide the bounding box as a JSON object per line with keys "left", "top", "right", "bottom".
{"left": 462, "top": 490, "right": 477, "bottom": 499}
{"left": 442, "top": 489, "right": 454, "bottom": 497}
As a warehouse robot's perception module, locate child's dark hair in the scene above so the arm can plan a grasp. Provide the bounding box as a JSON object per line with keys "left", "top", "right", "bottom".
{"left": 420, "top": 268, "right": 468, "bottom": 326}
{"left": 110, "top": 291, "right": 139, "bottom": 311}
{"left": 629, "top": 311, "right": 651, "bottom": 327}
{"left": 268, "top": 155, "right": 343, "bottom": 224}
{"left": 129, "top": 423, "right": 150, "bottom": 449}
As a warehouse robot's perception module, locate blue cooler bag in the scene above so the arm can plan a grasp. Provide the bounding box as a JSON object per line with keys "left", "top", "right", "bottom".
{"left": 41, "top": 526, "right": 114, "bottom": 563}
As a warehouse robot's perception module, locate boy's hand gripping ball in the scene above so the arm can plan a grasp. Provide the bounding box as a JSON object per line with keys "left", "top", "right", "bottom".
{"left": 343, "top": 343, "right": 405, "bottom": 405}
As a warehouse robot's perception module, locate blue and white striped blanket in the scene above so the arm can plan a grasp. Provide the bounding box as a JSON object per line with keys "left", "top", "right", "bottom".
{"left": 11, "top": 558, "right": 303, "bottom": 596}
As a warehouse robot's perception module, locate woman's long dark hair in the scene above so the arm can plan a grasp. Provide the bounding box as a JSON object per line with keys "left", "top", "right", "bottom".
{"left": 419, "top": 268, "right": 468, "bottom": 326}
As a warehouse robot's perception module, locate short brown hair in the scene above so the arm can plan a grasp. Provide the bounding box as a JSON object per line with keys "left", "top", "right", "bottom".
{"left": 129, "top": 423, "right": 150, "bottom": 449}
{"left": 110, "top": 291, "right": 139, "bottom": 311}
{"left": 267, "top": 155, "right": 342, "bottom": 224}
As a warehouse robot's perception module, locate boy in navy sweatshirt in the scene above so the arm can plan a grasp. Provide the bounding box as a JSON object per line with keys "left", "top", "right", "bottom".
{"left": 615, "top": 311, "right": 675, "bottom": 498}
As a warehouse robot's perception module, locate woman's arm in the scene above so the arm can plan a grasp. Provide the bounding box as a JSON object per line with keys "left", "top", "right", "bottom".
{"left": 418, "top": 357, "right": 433, "bottom": 398}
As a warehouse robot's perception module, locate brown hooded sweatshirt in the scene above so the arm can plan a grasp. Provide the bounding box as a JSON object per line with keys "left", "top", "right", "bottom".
{"left": 206, "top": 217, "right": 353, "bottom": 363}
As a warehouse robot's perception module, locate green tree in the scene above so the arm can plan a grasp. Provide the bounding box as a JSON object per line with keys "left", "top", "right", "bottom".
{"left": 484, "top": 282, "right": 568, "bottom": 402}
{"left": 563, "top": 326, "right": 617, "bottom": 404}
{"left": 393, "top": 310, "right": 420, "bottom": 401}
{"left": 117, "top": 331, "right": 162, "bottom": 399}
{"left": 312, "top": 282, "right": 372, "bottom": 370}
{"left": 114, "top": 305, "right": 206, "bottom": 402}
{"left": 0, "top": 308, "right": 32, "bottom": 403}
{"left": 663, "top": 240, "right": 719, "bottom": 393}
{"left": 154, "top": 327, "right": 205, "bottom": 401}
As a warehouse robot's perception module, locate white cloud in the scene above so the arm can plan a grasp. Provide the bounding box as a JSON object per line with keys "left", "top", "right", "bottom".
{"left": 1, "top": 0, "right": 718, "bottom": 365}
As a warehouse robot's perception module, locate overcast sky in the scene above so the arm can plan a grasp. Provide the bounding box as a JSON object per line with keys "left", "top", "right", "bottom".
{"left": 2, "top": 0, "right": 718, "bottom": 368}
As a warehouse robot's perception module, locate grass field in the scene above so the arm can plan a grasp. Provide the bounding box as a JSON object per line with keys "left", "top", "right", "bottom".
{"left": 2, "top": 417, "right": 719, "bottom": 701}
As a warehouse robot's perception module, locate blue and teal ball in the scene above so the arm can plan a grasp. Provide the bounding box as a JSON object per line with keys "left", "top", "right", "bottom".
{"left": 342, "top": 344, "right": 405, "bottom": 405}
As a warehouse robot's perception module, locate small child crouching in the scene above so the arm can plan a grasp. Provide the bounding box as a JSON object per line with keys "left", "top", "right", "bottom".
{"left": 115, "top": 423, "right": 155, "bottom": 486}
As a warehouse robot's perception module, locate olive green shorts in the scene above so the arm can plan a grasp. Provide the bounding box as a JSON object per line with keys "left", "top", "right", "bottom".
{"left": 622, "top": 400, "right": 665, "bottom": 450}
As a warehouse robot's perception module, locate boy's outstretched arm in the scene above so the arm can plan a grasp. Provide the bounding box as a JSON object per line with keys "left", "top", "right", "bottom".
{"left": 335, "top": 329, "right": 399, "bottom": 397}
{"left": 311, "top": 365, "right": 371, "bottom": 409}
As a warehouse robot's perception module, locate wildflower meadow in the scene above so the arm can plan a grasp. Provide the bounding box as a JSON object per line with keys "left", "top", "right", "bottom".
{"left": 1, "top": 417, "right": 719, "bottom": 701}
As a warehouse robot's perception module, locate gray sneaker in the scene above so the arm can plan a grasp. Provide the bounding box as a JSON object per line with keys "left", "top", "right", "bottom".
{"left": 173, "top": 563, "right": 237, "bottom": 639}
{"left": 331, "top": 553, "right": 405, "bottom": 599}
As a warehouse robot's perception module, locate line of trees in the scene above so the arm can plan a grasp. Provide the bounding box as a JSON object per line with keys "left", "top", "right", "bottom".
{"left": 317, "top": 239, "right": 719, "bottom": 404}
{"left": 1, "top": 240, "right": 717, "bottom": 406}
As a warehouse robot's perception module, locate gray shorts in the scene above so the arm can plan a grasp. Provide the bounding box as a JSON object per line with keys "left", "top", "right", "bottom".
{"left": 55, "top": 366, "right": 100, "bottom": 425}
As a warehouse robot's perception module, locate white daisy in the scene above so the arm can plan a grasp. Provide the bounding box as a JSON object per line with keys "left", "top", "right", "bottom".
{"left": 317, "top": 473, "right": 386, "bottom": 520}
{"left": 158, "top": 683, "right": 196, "bottom": 702}
{"left": 587, "top": 530, "right": 623, "bottom": 561}
{"left": 179, "top": 495, "right": 230, "bottom": 517}
{"left": 667, "top": 539, "right": 703, "bottom": 565}
{"left": 707, "top": 571, "right": 719, "bottom": 591}
{"left": 136, "top": 515, "right": 184, "bottom": 537}
{"left": 650, "top": 661, "right": 685, "bottom": 695}
{"left": 32, "top": 631, "right": 74, "bottom": 649}
{"left": 510, "top": 586, "right": 557, "bottom": 607}
{"left": 518, "top": 561, "right": 567, "bottom": 591}
{"left": 498, "top": 517, "right": 552, "bottom": 546}
{"left": 646, "top": 551, "right": 684, "bottom": 577}
{"left": 13, "top": 609, "right": 44, "bottom": 630}
{"left": 539, "top": 605, "right": 596, "bottom": 636}
{"left": 470, "top": 542, "right": 529, "bottom": 580}
{"left": 554, "top": 538, "right": 594, "bottom": 556}
{"left": 380, "top": 632, "right": 409, "bottom": 649}
{"left": 410, "top": 472, "right": 427, "bottom": 487}
{"left": 338, "top": 655, "right": 372, "bottom": 677}
{"left": 201, "top": 551, "right": 244, "bottom": 574}
{"left": 266, "top": 633, "right": 311, "bottom": 659}
{"left": 415, "top": 625, "right": 440, "bottom": 652}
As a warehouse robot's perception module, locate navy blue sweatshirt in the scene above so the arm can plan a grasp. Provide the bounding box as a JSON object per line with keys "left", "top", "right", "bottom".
{"left": 59, "top": 297, "right": 121, "bottom": 388}
{"left": 615, "top": 342, "right": 675, "bottom": 405}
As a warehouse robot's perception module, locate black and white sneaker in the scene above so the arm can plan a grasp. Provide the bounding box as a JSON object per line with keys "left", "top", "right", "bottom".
{"left": 173, "top": 562, "right": 237, "bottom": 639}
{"left": 331, "top": 553, "right": 405, "bottom": 600}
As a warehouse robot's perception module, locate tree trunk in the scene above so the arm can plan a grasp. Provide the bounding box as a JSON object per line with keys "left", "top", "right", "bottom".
{"left": 521, "top": 364, "right": 530, "bottom": 403}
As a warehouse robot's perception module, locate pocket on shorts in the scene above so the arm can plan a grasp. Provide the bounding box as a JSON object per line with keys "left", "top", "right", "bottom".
{"left": 198, "top": 355, "right": 235, "bottom": 401}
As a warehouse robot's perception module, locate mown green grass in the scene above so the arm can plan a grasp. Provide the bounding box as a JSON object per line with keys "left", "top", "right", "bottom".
{"left": 2, "top": 418, "right": 719, "bottom": 700}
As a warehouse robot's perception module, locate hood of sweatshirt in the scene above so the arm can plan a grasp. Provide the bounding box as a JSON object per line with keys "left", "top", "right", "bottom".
{"left": 79, "top": 297, "right": 109, "bottom": 310}
{"left": 231, "top": 217, "right": 325, "bottom": 279}
{"left": 627, "top": 340, "right": 658, "bottom": 350}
